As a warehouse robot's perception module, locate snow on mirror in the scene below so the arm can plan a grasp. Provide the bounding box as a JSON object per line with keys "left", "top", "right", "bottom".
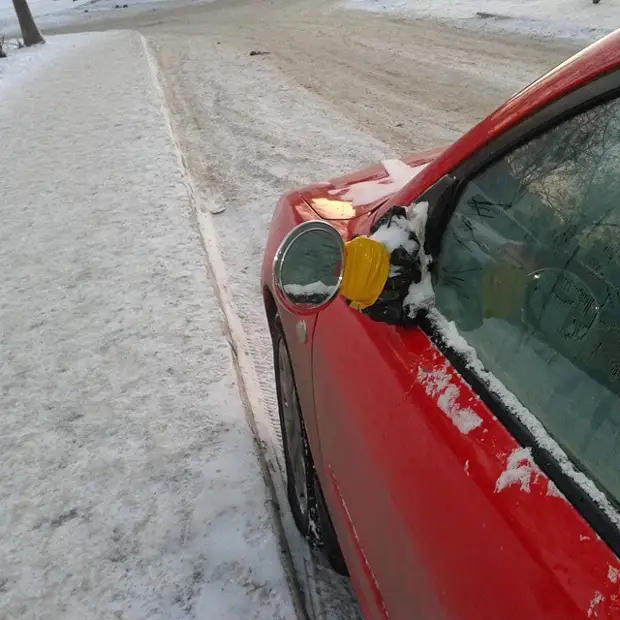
{"left": 274, "top": 221, "right": 345, "bottom": 311}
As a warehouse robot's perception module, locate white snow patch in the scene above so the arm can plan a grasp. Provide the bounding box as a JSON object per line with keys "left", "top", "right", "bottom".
{"left": 284, "top": 281, "right": 333, "bottom": 296}
{"left": 404, "top": 201, "right": 435, "bottom": 313}
{"left": 428, "top": 309, "right": 620, "bottom": 529}
{"left": 0, "top": 34, "right": 95, "bottom": 96}
{"left": 344, "top": 0, "right": 619, "bottom": 43}
{"left": 581, "top": 535, "right": 591, "bottom": 542}
{"left": 496, "top": 447, "right": 542, "bottom": 493}
{"left": 464, "top": 460, "right": 470, "bottom": 476}
{"left": 406, "top": 200, "right": 429, "bottom": 244}
{"left": 588, "top": 591, "right": 605, "bottom": 618}
{"left": 367, "top": 200, "right": 435, "bottom": 312}
{"left": 404, "top": 273, "right": 435, "bottom": 311}
{"left": 418, "top": 365, "right": 483, "bottom": 434}
{"left": 370, "top": 215, "right": 418, "bottom": 254}
{"left": 330, "top": 160, "right": 427, "bottom": 207}
{"left": 369, "top": 200, "right": 430, "bottom": 259}
{"left": 609, "top": 565, "right": 620, "bottom": 584}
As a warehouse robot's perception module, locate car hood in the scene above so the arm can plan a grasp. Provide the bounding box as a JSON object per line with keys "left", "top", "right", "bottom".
{"left": 296, "top": 146, "right": 446, "bottom": 220}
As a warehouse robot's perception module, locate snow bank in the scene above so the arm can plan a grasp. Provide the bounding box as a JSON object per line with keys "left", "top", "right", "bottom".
{"left": 345, "top": 0, "right": 619, "bottom": 43}
{"left": 0, "top": 30, "right": 296, "bottom": 620}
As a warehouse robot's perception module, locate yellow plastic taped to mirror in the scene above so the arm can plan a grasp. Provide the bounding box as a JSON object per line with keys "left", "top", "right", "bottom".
{"left": 339, "top": 237, "right": 390, "bottom": 311}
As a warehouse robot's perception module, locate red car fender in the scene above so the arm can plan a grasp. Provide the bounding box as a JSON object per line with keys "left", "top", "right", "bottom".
{"left": 262, "top": 191, "right": 373, "bottom": 479}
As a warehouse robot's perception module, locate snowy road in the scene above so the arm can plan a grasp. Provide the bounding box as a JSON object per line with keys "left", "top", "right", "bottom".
{"left": 0, "top": 31, "right": 298, "bottom": 620}
{"left": 48, "top": 0, "right": 581, "bottom": 154}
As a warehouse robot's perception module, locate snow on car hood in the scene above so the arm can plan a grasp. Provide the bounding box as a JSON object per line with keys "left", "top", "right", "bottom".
{"left": 331, "top": 159, "right": 428, "bottom": 207}
{"left": 298, "top": 146, "right": 445, "bottom": 220}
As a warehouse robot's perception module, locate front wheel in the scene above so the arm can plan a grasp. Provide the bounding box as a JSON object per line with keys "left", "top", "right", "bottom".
{"left": 274, "top": 324, "right": 317, "bottom": 541}
{"left": 272, "top": 318, "right": 348, "bottom": 575}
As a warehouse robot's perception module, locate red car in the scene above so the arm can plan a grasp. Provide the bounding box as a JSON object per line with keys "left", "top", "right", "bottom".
{"left": 262, "top": 29, "right": 620, "bottom": 620}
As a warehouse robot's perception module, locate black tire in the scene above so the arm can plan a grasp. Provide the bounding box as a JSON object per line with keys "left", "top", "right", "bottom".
{"left": 272, "top": 318, "right": 348, "bottom": 575}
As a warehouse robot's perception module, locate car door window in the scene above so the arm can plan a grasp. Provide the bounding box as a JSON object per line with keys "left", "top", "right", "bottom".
{"left": 433, "top": 94, "right": 620, "bottom": 504}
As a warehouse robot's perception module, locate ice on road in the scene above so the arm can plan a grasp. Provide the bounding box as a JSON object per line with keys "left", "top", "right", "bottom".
{"left": 0, "top": 31, "right": 297, "bottom": 620}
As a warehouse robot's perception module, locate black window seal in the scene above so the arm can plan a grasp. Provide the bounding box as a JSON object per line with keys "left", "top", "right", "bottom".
{"left": 417, "top": 67, "right": 620, "bottom": 557}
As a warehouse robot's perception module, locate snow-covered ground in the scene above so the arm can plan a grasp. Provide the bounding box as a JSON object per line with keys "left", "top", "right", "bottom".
{"left": 0, "top": 0, "right": 208, "bottom": 36}
{"left": 0, "top": 31, "right": 298, "bottom": 620}
{"left": 346, "top": 0, "right": 620, "bottom": 42}
{"left": 0, "top": 0, "right": 90, "bottom": 30}
{"left": 0, "top": 32, "right": 85, "bottom": 89}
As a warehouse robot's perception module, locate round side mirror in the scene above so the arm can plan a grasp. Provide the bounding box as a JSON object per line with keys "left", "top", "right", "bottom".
{"left": 274, "top": 221, "right": 345, "bottom": 312}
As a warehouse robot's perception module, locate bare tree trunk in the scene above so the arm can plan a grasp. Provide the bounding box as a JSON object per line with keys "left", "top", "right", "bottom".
{"left": 12, "top": 0, "right": 45, "bottom": 47}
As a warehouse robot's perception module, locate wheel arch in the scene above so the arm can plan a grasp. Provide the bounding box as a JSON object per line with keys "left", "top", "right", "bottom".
{"left": 263, "top": 285, "right": 278, "bottom": 337}
{"left": 264, "top": 285, "right": 329, "bottom": 485}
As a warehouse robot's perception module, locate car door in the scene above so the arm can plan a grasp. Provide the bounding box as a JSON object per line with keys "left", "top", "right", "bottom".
{"left": 312, "top": 78, "right": 620, "bottom": 619}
